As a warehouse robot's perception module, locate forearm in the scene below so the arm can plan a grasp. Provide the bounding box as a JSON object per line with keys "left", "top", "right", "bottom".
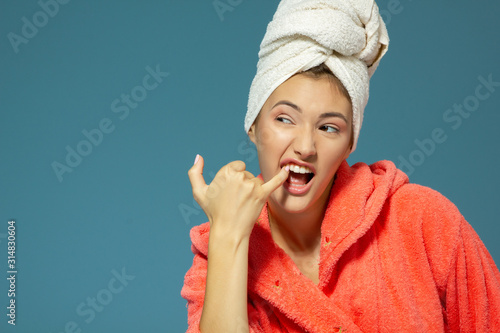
{"left": 188, "top": 156, "right": 288, "bottom": 332}
{"left": 200, "top": 228, "right": 250, "bottom": 333}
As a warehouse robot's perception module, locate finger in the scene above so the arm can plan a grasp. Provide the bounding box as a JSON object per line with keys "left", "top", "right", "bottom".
{"left": 211, "top": 160, "right": 247, "bottom": 186}
{"left": 261, "top": 166, "right": 289, "bottom": 196}
{"left": 242, "top": 170, "right": 256, "bottom": 180}
{"left": 226, "top": 160, "right": 246, "bottom": 172}
{"left": 188, "top": 154, "right": 208, "bottom": 198}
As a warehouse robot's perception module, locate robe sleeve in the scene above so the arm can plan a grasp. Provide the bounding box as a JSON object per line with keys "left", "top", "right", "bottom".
{"left": 180, "top": 246, "right": 206, "bottom": 333}
{"left": 393, "top": 183, "right": 500, "bottom": 331}
{"left": 443, "top": 218, "right": 500, "bottom": 331}
{"left": 405, "top": 184, "right": 500, "bottom": 331}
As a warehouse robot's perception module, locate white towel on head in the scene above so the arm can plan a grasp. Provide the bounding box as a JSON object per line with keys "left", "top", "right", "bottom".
{"left": 245, "top": 0, "right": 389, "bottom": 151}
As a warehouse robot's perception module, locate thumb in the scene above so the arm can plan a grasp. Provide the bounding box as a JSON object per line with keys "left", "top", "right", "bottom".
{"left": 188, "top": 154, "right": 208, "bottom": 202}
{"left": 261, "top": 166, "right": 290, "bottom": 197}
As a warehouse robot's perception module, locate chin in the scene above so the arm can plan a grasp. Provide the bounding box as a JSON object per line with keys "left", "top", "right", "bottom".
{"left": 279, "top": 200, "right": 309, "bottom": 214}
{"left": 271, "top": 186, "right": 322, "bottom": 214}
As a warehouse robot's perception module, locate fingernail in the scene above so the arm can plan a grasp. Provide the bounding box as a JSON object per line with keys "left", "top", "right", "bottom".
{"left": 284, "top": 165, "right": 290, "bottom": 171}
{"left": 194, "top": 154, "right": 200, "bottom": 165}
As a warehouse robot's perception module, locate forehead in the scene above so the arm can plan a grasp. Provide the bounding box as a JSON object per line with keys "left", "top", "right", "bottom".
{"left": 263, "top": 74, "right": 352, "bottom": 118}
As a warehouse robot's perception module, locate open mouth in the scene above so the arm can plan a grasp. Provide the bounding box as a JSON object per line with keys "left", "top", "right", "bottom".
{"left": 283, "top": 163, "right": 315, "bottom": 188}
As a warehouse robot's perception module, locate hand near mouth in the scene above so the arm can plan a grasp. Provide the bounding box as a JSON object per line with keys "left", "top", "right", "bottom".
{"left": 188, "top": 154, "right": 289, "bottom": 239}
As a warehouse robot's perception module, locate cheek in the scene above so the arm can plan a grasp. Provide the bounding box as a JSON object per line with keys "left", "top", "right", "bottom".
{"left": 317, "top": 142, "right": 350, "bottom": 175}
{"left": 256, "top": 126, "right": 293, "bottom": 160}
{"left": 256, "top": 128, "right": 293, "bottom": 178}
{"left": 256, "top": 126, "right": 293, "bottom": 152}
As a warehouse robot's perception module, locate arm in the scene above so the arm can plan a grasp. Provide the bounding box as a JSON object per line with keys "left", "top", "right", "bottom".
{"left": 406, "top": 185, "right": 500, "bottom": 331}
{"left": 186, "top": 155, "right": 288, "bottom": 332}
{"left": 181, "top": 236, "right": 271, "bottom": 333}
{"left": 201, "top": 229, "right": 251, "bottom": 332}
{"left": 444, "top": 219, "right": 500, "bottom": 331}
{"left": 391, "top": 184, "right": 500, "bottom": 331}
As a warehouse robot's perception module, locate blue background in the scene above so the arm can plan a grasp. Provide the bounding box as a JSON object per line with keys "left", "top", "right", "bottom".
{"left": 1, "top": 0, "right": 499, "bottom": 332}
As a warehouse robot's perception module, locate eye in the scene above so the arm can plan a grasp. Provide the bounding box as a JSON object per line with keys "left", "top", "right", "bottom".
{"left": 320, "top": 125, "right": 339, "bottom": 133}
{"left": 276, "top": 116, "right": 293, "bottom": 124}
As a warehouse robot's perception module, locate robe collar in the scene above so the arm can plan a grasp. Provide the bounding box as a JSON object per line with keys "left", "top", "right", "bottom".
{"left": 247, "top": 160, "right": 408, "bottom": 332}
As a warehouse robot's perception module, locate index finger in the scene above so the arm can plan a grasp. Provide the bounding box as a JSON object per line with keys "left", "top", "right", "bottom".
{"left": 260, "top": 166, "right": 290, "bottom": 197}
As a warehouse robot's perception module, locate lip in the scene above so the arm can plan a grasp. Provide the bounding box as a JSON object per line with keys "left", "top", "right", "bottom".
{"left": 280, "top": 158, "right": 316, "bottom": 196}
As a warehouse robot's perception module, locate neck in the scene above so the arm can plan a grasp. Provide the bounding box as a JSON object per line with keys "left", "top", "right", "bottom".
{"left": 267, "top": 181, "right": 333, "bottom": 253}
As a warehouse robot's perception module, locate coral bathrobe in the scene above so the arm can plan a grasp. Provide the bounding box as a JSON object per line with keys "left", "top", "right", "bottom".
{"left": 181, "top": 160, "right": 500, "bottom": 332}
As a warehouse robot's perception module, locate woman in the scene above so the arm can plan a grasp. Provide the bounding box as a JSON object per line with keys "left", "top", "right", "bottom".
{"left": 181, "top": 0, "right": 500, "bottom": 332}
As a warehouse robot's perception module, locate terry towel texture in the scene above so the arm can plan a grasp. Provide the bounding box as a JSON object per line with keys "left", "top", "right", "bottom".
{"left": 244, "top": 0, "right": 389, "bottom": 151}
{"left": 181, "top": 160, "right": 500, "bottom": 332}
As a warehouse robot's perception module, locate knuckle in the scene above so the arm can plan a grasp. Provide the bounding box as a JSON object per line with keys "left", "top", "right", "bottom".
{"left": 235, "top": 171, "right": 245, "bottom": 181}
{"left": 229, "top": 160, "right": 246, "bottom": 170}
{"left": 187, "top": 167, "right": 198, "bottom": 178}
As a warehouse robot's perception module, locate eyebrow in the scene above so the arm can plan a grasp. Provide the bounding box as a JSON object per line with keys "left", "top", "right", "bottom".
{"left": 272, "top": 100, "right": 349, "bottom": 124}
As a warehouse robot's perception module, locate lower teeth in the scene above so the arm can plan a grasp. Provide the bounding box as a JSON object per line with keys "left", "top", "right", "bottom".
{"left": 288, "top": 180, "right": 307, "bottom": 187}
{"left": 287, "top": 172, "right": 312, "bottom": 187}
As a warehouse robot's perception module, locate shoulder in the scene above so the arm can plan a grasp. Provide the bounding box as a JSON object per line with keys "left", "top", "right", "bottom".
{"left": 355, "top": 159, "right": 464, "bottom": 223}
{"left": 364, "top": 161, "right": 466, "bottom": 266}
{"left": 387, "top": 182, "right": 466, "bottom": 279}
{"left": 389, "top": 182, "right": 464, "bottom": 224}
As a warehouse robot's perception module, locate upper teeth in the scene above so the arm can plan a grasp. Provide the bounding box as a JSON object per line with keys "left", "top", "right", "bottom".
{"left": 285, "top": 163, "right": 313, "bottom": 174}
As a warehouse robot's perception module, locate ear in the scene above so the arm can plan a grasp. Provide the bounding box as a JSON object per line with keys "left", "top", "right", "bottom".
{"left": 248, "top": 123, "right": 257, "bottom": 144}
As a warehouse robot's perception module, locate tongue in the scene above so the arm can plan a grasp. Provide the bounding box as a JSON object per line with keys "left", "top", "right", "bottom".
{"left": 288, "top": 172, "right": 309, "bottom": 186}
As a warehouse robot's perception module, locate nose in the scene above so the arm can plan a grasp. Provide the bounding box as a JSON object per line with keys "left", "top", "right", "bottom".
{"left": 293, "top": 128, "right": 316, "bottom": 159}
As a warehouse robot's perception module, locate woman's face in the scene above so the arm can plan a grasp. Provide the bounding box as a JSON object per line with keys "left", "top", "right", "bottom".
{"left": 249, "top": 73, "right": 352, "bottom": 214}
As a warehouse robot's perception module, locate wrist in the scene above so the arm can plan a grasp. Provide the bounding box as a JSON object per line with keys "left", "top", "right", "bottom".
{"left": 209, "top": 222, "right": 251, "bottom": 244}
{"left": 208, "top": 224, "right": 251, "bottom": 253}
